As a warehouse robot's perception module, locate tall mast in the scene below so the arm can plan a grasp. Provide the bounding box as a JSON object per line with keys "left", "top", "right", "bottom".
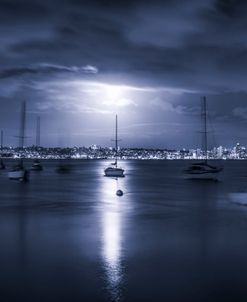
{"left": 36, "top": 116, "right": 40, "bottom": 147}
{"left": 202, "top": 96, "right": 208, "bottom": 163}
{"left": 19, "top": 101, "right": 26, "bottom": 149}
{"left": 115, "top": 114, "right": 118, "bottom": 166}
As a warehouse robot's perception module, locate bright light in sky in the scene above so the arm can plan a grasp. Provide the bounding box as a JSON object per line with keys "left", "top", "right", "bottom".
{"left": 35, "top": 79, "right": 187, "bottom": 117}
{"left": 105, "top": 85, "right": 123, "bottom": 101}
{"left": 102, "top": 84, "right": 133, "bottom": 107}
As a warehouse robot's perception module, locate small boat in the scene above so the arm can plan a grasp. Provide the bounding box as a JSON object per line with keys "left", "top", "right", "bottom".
{"left": 184, "top": 162, "right": 223, "bottom": 180}
{"left": 31, "top": 159, "right": 43, "bottom": 171}
{"left": 0, "top": 158, "right": 5, "bottom": 170}
{"left": 104, "top": 115, "right": 124, "bottom": 177}
{"left": 184, "top": 97, "right": 223, "bottom": 180}
{"left": 105, "top": 162, "right": 125, "bottom": 177}
{"left": 8, "top": 162, "right": 29, "bottom": 181}
{"left": 8, "top": 101, "right": 29, "bottom": 181}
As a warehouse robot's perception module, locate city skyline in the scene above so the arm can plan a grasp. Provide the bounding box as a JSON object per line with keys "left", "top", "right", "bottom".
{"left": 1, "top": 142, "right": 246, "bottom": 160}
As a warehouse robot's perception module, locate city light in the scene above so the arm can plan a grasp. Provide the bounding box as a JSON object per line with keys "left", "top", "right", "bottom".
{"left": 1, "top": 143, "right": 246, "bottom": 160}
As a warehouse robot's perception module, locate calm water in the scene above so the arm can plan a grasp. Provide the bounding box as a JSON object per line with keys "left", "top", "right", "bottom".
{"left": 1, "top": 159, "right": 247, "bottom": 302}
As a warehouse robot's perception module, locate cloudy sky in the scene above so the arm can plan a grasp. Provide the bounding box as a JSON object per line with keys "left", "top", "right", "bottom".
{"left": 0, "top": 0, "right": 247, "bottom": 148}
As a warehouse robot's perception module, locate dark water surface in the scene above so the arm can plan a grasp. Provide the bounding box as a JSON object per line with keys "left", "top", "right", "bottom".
{"left": 1, "top": 160, "right": 247, "bottom": 302}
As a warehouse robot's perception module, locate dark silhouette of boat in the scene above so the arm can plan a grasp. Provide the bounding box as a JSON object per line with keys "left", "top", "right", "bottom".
{"left": 184, "top": 97, "right": 223, "bottom": 180}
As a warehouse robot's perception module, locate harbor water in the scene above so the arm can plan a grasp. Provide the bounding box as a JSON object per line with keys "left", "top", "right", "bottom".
{"left": 1, "top": 160, "right": 247, "bottom": 301}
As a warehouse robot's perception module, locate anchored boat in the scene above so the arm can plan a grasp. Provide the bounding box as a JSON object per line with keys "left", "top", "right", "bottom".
{"left": 8, "top": 101, "right": 29, "bottom": 181}
{"left": 184, "top": 97, "right": 223, "bottom": 180}
{"left": 31, "top": 159, "right": 43, "bottom": 171}
{"left": 104, "top": 115, "right": 124, "bottom": 177}
{"left": 8, "top": 160, "right": 29, "bottom": 181}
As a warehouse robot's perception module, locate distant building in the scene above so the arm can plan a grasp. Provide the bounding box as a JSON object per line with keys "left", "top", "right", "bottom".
{"left": 217, "top": 146, "right": 223, "bottom": 158}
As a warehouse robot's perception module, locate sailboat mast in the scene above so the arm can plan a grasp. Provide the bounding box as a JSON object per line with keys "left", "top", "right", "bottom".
{"left": 202, "top": 96, "right": 208, "bottom": 162}
{"left": 19, "top": 101, "right": 26, "bottom": 149}
{"left": 36, "top": 116, "right": 40, "bottom": 147}
{"left": 115, "top": 114, "right": 118, "bottom": 166}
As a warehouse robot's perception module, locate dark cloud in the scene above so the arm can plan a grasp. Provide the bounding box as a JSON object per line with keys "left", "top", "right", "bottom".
{"left": 1, "top": 0, "right": 245, "bottom": 92}
{"left": 215, "top": 0, "right": 243, "bottom": 17}
{"left": 0, "top": 0, "right": 48, "bottom": 20}
{"left": 0, "top": 0, "right": 247, "bottom": 147}
{"left": 0, "top": 63, "right": 98, "bottom": 79}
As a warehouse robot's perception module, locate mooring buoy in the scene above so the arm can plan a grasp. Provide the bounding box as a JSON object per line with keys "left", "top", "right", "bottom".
{"left": 116, "top": 189, "right": 123, "bottom": 196}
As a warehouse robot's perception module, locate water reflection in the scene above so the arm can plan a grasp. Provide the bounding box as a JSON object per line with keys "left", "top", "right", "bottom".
{"left": 100, "top": 176, "right": 126, "bottom": 302}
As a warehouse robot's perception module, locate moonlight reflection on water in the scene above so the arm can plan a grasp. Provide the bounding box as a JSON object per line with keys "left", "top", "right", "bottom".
{"left": 101, "top": 177, "right": 125, "bottom": 302}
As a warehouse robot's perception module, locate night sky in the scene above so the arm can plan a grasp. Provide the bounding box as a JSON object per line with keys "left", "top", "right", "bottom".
{"left": 1, "top": 0, "right": 247, "bottom": 148}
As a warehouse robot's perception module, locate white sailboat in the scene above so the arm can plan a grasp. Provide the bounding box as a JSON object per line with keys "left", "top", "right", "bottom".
{"left": 8, "top": 101, "right": 29, "bottom": 181}
{"left": 31, "top": 116, "right": 43, "bottom": 171}
{"left": 184, "top": 97, "right": 223, "bottom": 180}
{"left": 104, "top": 115, "right": 124, "bottom": 177}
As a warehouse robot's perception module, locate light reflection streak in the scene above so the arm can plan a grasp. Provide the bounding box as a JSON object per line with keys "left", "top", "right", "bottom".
{"left": 101, "top": 177, "right": 125, "bottom": 302}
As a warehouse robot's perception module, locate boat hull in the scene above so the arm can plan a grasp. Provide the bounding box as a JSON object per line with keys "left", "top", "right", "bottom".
{"left": 104, "top": 168, "right": 124, "bottom": 177}
{"left": 183, "top": 171, "right": 221, "bottom": 180}
{"left": 0, "top": 159, "right": 5, "bottom": 170}
{"left": 184, "top": 162, "right": 223, "bottom": 180}
{"left": 8, "top": 170, "right": 29, "bottom": 181}
{"left": 31, "top": 164, "right": 43, "bottom": 171}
